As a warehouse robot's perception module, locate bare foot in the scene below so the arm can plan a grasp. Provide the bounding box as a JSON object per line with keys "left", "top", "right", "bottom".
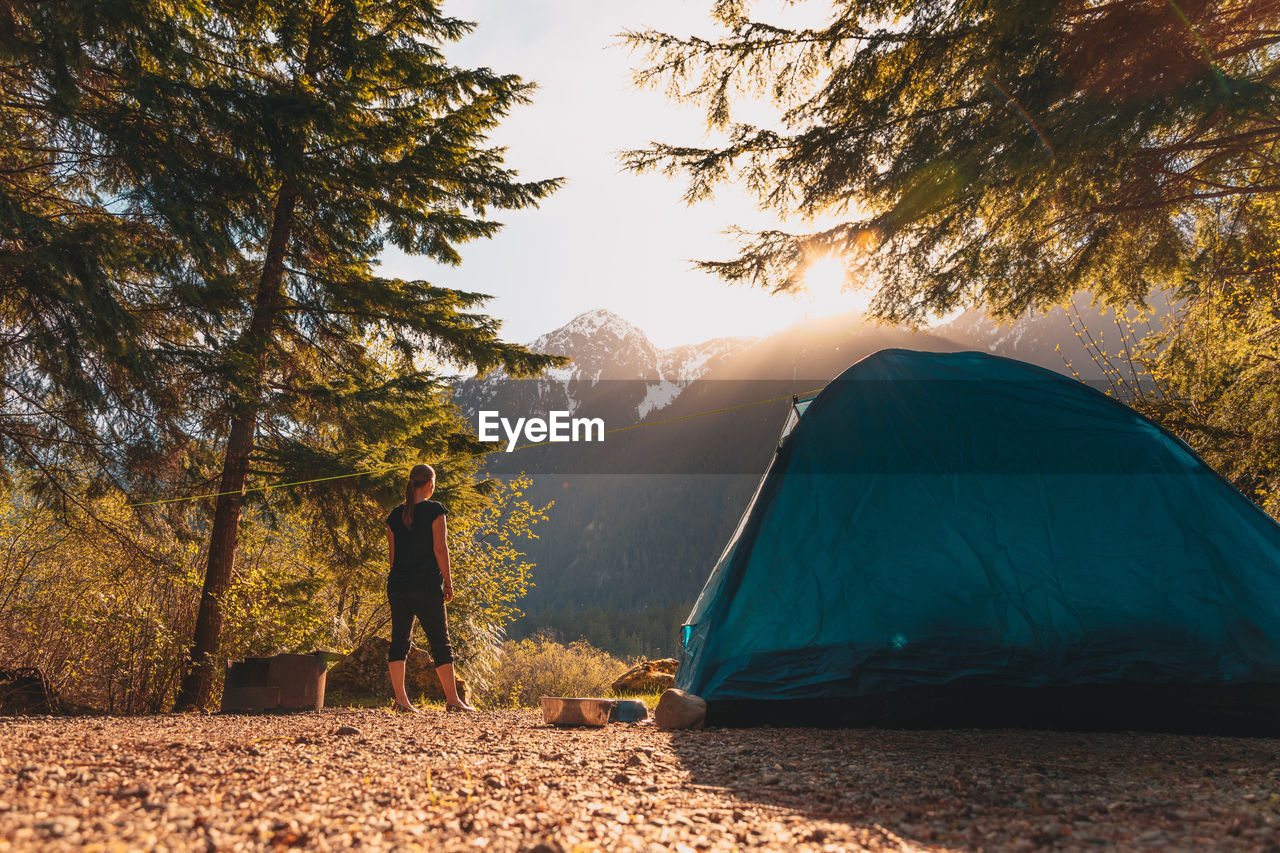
{"left": 394, "top": 702, "right": 419, "bottom": 714}
{"left": 445, "top": 702, "right": 476, "bottom": 713}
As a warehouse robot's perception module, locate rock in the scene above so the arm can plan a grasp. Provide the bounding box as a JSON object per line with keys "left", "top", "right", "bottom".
{"left": 611, "top": 659, "right": 679, "bottom": 695}
{"left": 654, "top": 689, "right": 706, "bottom": 730}
{"left": 325, "top": 636, "right": 466, "bottom": 704}
{"left": 335, "top": 725, "right": 360, "bottom": 736}
{"left": 525, "top": 842, "right": 566, "bottom": 853}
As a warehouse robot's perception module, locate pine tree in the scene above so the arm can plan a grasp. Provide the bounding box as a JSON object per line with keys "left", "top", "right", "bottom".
{"left": 151, "top": 2, "right": 564, "bottom": 711}
{"left": 624, "top": 0, "right": 1280, "bottom": 322}
{"left": 0, "top": 1, "right": 185, "bottom": 504}
{"left": 1, "top": 1, "right": 564, "bottom": 709}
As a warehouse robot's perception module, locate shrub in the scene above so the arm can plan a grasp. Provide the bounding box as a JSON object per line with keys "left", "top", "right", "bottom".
{"left": 0, "top": 474, "right": 548, "bottom": 713}
{"left": 476, "top": 637, "right": 627, "bottom": 708}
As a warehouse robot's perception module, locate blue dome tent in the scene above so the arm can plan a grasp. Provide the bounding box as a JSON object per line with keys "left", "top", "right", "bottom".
{"left": 676, "top": 349, "right": 1280, "bottom": 731}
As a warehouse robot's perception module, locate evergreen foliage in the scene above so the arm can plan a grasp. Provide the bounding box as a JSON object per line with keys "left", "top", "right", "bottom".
{"left": 624, "top": 0, "right": 1280, "bottom": 322}
{"left": 0, "top": 1, "right": 183, "bottom": 505}
{"left": 627, "top": 0, "right": 1280, "bottom": 515}
{"left": 1136, "top": 193, "right": 1280, "bottom": 517}
{"left": 0, "top": 0, "right": 565, "bottom": 708}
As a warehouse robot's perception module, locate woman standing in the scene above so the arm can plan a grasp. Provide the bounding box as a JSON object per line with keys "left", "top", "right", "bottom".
{"left": 385, "top": 464, "right": 474, "bottom": 713}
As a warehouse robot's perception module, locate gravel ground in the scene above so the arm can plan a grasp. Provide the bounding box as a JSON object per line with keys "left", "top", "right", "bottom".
{"left": 2, "top": 709, "right": 1279, "bottom": 851}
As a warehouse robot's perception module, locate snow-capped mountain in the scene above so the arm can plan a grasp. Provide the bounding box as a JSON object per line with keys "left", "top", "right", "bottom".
{"left": 455, "top": 309, "right": 752, "bottom": 424}
{"left": 527, "top": 308, "right": 747, "bottom": 384}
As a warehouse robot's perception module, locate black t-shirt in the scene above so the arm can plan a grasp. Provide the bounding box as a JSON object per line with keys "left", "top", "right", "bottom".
{"left": 386, "top": 500, "right": 447, "bottom": 587}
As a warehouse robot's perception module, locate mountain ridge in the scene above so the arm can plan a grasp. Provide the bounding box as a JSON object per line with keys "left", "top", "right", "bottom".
{"left": 456, "top": 308, "right": 754, "bottom": 425}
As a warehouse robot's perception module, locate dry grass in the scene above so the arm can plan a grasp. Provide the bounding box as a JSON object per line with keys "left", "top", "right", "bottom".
{"left": 474, "top": 637, "right": 629, "bottom": 708}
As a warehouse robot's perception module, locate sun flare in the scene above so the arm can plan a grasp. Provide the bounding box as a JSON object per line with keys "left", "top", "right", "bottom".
{"left": 797, "top": 255, "right": 871, "bottom": 318}
{"left": 803, "top": 256, "right": 848, "bottom": 294}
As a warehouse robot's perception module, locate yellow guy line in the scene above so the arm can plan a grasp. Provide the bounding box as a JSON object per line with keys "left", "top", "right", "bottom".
{"left": 126, "top": 387, "right": 826, "bottom": 508}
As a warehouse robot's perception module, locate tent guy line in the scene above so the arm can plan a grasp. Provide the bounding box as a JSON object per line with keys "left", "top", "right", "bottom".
{"left": 125, "top": 387, "right": 825, "bottom": 509}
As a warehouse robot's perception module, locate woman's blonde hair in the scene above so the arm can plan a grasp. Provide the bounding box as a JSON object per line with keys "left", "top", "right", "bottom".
{"left": 402, "top": 464, "right": 435, "bottom": 528}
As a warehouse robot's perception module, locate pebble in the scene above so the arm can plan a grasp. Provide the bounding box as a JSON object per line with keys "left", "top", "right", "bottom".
{"left": 525, "top": 842, "right": 565, "bottom": 853}
{"left": 0, "top": 710, "right": 1274, "bottom": 851}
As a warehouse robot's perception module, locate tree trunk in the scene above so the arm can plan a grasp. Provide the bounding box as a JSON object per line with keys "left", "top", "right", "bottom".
{"left": 173, "top": 187, "right": 298, "bottom": 711}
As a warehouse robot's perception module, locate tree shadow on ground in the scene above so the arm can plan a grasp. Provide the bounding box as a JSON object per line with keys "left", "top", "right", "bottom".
{"left": 665, "top": 726, "right": 1280, "bottom": 849}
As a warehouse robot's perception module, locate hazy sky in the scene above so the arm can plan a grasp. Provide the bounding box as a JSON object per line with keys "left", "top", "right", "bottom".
{"left": 377, "top": 1, "right": 864, "bottom": 349}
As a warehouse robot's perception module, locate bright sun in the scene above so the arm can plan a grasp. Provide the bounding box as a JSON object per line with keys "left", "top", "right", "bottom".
{"left": 804, "top": 256, "right": 847, "bottom": 293}
{"left": 796, "top": 255, "right": 871, "bottom": 319}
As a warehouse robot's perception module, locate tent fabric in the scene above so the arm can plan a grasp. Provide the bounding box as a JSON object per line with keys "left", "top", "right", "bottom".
{"left": 676, "top": 349, "right": 1280, "bottom": 720}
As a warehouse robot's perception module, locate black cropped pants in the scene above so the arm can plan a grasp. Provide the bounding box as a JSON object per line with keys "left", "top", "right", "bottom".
{"left": 387, "top": 582, "right": 453, "bottom": 666}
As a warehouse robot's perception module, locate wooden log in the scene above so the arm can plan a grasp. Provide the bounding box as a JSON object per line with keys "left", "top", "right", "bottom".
{"left": 540, "top": 697, "right": 614, "bottom": 727}
{"left": 539, "top": 697, "right": 650, "bottom": 726}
